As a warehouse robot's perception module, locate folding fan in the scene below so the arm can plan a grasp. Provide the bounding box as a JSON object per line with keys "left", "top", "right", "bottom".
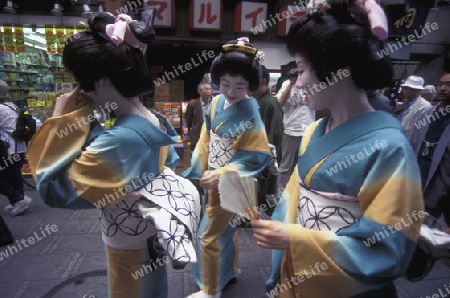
{"left": 218, "top": 171, "right": 259, "bottom": 220}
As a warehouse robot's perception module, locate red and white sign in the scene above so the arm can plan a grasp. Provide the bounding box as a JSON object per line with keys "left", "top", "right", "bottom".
{"left": 189, "top": 0, "right": 223, "bottom": 30}
{"left": 145, "top": 0, "right": 176, "bottom": 28}
{"left": 234, "top": 2, "right": 268, "bottom": 33}
{"left": 277, "top": 5, "right": 308, "bottom": 36}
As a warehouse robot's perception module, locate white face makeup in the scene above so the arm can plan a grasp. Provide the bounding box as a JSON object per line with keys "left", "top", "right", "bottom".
{"left": 219, "top": 74, "right": 249, "bottom": 104}
{"left": 295, "top": 54, "right": 331, "bottom": 111}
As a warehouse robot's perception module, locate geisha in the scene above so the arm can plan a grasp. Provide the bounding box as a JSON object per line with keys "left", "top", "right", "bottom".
{"left": 182, "top": 37, "right": 271, "bottom": 298}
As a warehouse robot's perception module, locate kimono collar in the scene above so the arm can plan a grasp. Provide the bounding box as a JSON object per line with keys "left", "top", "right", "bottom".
{"left": 114, "top": 112, "right": 178, "bottom": 147}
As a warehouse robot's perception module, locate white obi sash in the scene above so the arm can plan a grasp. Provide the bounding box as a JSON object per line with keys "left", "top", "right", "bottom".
{"left": 100, "top": 168, "right": 200, "bottom": 267}
{"left": 297, "top": 184, "right": 363, "bottom": 233}
{"left": 208, "top": 132, "right": 235, "bottom": 170}
{"left": 137, "top": 168, "right": 201, "bottom": 266}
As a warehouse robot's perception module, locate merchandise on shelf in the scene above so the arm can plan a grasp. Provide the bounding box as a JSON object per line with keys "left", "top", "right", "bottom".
{"left": 154, "top": 102, "right": 182, "bottom": 129}
{"left": 0, "top": 25, "right": 81, "bottom": 110}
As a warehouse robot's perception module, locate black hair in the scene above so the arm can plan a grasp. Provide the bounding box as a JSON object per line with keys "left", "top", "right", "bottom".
{"left": 210, "top": 39, "right": 261, "bottom": 92}
{"left": 62, "top": 12, "right": 156, "bottom": 97}
{"left": 260, "top": 65, "right": 270, "bottom": 86}
{"left": 287, "top": 0, "right": 391, "bottom": 90}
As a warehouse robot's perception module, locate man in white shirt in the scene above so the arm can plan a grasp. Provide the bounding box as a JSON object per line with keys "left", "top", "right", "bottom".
{"left": 0, "top": 80, "right": 32, "bottom": 216}
{"left": 276, "top": 68, "right": 315, "bottom": 198}
{"left": 397, "top": 75, "right": 431, "bottom": 138}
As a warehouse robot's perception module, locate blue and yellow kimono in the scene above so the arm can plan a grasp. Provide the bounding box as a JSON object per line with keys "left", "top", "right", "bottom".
{"left": 27, "top": 105, "right": 201, "bottom": 298}
{"left": 267, "top": 111, "right": 424, "bottom": 298}
{"left": 182, "top": 94, "right": 271, "bottom": 294}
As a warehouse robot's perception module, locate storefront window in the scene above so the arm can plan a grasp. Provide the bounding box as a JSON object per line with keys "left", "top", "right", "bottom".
{"left": 0, "top": 25, "right": 83, "bottom": 120}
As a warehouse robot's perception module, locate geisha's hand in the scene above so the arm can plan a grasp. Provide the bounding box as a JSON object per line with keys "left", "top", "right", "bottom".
{"left": 199, "top": 170, "right": 220, "bottom": 189}
{"left": 251, "top": 219, "right": 290, "bottom": 250}
{"left": 53, "top": 86, "right": 93, "bottom": 117}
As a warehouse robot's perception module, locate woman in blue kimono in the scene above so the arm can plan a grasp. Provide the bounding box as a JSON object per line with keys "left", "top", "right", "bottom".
{"left": 182, "top": 37, "right": 271, "bottom": 298}
{"left": 26, "top": 13, "right": 201, "bottom": 298}
{"left": 251, "top": 1, "right": 424, "bottom": 297}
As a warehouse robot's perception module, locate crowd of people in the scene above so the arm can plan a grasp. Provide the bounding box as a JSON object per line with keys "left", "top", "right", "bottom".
{"left": 1, "top": 1, "right": 449, "bottom": 297}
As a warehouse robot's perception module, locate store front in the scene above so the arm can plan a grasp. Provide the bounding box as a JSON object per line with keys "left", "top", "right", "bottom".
{"left": 0, "top": 23, "right": 83, "bottom": 121}
{"left": 1, "top": 0, "right": 446, "bottom": 146}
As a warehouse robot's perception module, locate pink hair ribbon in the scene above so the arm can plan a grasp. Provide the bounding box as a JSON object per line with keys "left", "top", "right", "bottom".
{"left": 105, "top": 14, "right": 147, "bottom": 52}
{"left": 350, "top": 0, "right": 388, "bottom": 40}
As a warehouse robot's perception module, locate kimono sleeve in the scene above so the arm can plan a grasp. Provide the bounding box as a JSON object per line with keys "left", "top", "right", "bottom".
{"left": 27, "top": 106, "right": 162, "bottom": 209}
{"left": 181, "top": 120, "right": 210, "bottom": 180}
{"left": 165, "top": 145, "right": 180, "bottom": 169}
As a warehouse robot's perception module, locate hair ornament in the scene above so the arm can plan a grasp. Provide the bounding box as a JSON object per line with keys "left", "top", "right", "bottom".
{"left": 221, "top": 37, "right": 258, "bottom": 57}
{"left": 306, "top": 0, "right": 330, "bottom": 14}
{"left": 105, "top": 14, "right": 147, "bottom": 52}
{"left": 255, "top": 50, "right": 265, "bottom": 63}
{"left": 349, "top": 0, "right": 388, "bottom": 40}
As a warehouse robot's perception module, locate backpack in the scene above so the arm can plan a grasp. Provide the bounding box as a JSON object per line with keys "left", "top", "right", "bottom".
{"left": 1, "top": 104, "right": 37, "bottom": 142}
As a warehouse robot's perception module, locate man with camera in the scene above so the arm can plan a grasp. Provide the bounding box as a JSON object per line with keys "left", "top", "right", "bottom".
{"left": 275, "top": 63, "right": 315, "bottom": 198}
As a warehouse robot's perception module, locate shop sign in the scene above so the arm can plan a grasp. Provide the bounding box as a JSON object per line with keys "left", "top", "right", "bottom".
{"left": 145, "top": 0, "right": 176, "bottom": 28}
{"left": 45, "top": 27, "right": 57, "bottom": 54}
{"left": 277, "top": 5, "right": 307, "bottom": 36}
{"left": 56, "top": 28, "right": 65, "bottom": 55}
{"left": 385, "top": 0, "right": 433, "bottom": 37}
{"left": 14, "top": 26, "right": 25, "bottom": 53}
{"left": 4, "top": 27, "right": 15, "bottom": 53}
{"left": 234, "top": 2, "right": 268, "bottom": 33}
{"left": 188, "top": 0, "right": 223, "bottom": 31}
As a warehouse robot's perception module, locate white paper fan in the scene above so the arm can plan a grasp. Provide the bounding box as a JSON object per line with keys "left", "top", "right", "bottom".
{"left": 218, "top": 171, "right": 259, "bottom": 220}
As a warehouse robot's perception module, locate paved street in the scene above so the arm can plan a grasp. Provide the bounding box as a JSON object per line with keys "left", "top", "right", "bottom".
{"left": 0, "top": 187, "right": 449, "bottom": 298}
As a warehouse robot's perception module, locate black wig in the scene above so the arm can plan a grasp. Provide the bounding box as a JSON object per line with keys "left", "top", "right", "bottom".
{"left": 286, "top": 0, "right": 392, "bottom": 90}
{"left": 62, "top": 13, "right": 156, "bottom": 97}
{"left": 210, "top": 39, "right": 262, "bottom": 92}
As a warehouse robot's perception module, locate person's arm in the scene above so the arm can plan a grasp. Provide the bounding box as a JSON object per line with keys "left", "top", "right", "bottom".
{"left": 264, "top": 101, "right": 284, "bottom": 153}
{"left": 164, "top": 145, "right": 180, "bottom": 169}
{"left": 276, "top": 79, "right": 294, "bottom": 106}
{"left": 27, "top": 105, "right": 170, "bottom": 209}
{"left": 424, "top": 146, "right": 450, "bottom": 226}
{"left": 185, "top": 101, "right": 194, "bottom": 130}
{"left": 0, "top": 108, "right": 9, "bottom": 141}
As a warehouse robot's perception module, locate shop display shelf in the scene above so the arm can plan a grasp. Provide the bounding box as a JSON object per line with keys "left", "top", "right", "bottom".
{"left": 25, "top": 64, "right": 50, "bottom": 68}
{"left": 0, "top": 68, "right": 39, "bottom": 74}
{"left": 2, "top": 78, "right": 24, "bottom": 81}
{"left": 9, "top": 87, "right": 37, "bottom": 91}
